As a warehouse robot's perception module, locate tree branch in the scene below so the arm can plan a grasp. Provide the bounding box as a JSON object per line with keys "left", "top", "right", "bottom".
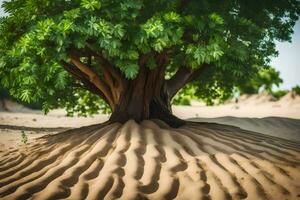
{"left": 69, "top": 46, "right": 131, "bottom": 93}
{"left": 187, "top": 63, "right": 210, "bottom": 82}
{"left": 98, "top": 62, "right": 120, "bottom": 102}
{"left": 93, "top": 52, "right": 129, "bottom": 103}
{"left": 69, "top": 54, "right": 114, "bottom": 107}
{"left": 60, "top": 61, "right": 108, "bottom": 102}
{"left": 94, "top": 53, "right": 125, "bottom": 84}
{"left": 166, "top": 63, "right": 210, "bottom": 98}
{"left": 68, "top": 47, "right": 127, "bottom": 101}
{"left": 155, "top": 52, "right": 169, "bottom": 95}
{"left": 84, "top": 44, "right": 127, "bottom": 87}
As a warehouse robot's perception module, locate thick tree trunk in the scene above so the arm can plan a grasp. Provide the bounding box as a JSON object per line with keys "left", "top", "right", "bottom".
{"left": 63, "top": 51, "right": 208, "bottom": 128}
{"left": 109, "top": 64, "right": 185, "bottom": 128}
{"left": 109, "top": 100, "right": 185, "bottom": 128}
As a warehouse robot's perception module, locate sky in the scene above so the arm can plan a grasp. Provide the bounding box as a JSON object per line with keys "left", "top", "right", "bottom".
{"left": 270, "top": 21, "right": 300, "bottom": 90}
{"left": 0, "top": 1, "right": 299, "bottom": 90}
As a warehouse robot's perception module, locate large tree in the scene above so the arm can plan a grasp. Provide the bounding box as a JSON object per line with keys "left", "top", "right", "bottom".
{"left": 0, "top": 0, "right": 299, "bottom": 127}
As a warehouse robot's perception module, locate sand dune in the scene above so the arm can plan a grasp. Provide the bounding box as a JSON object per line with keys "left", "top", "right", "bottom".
{"left": 237, "top": 93, "right": 277, "bottom": 105}
{"left": 0, "top": 120, "right": 299, "bottom": 200}
{"left": 278, "top": 91, "right": 300, "bottom": 107}
{"left": 190, "top": 117, "right": 300, "bottom": 142}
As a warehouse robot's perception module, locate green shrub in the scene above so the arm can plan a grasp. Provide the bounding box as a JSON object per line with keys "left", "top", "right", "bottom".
{"left": 271, "top": 90, "right": 288, "bottom": 100}
{"left": 21, "top": 131, "right": 28, "bottom": 145}
{"left": 292, "top": 86, "right": 300, "bottom": 95}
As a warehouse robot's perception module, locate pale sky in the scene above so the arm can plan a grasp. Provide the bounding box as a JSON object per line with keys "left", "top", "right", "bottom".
{"left": 0, "top": 1, "right": 299, "bottom": 89}
{"left": 271, "top": 21, "right": 300, "bottom": 90}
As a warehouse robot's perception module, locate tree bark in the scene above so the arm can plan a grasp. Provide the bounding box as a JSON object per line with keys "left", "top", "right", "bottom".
{"left": 61, "top": 51, "right": 210, "bottom": 128}
{"left": 109, "top": 58, "right": 185, "bottom": 128}
{"left": 109, "top": 83, "right": 185, "bottom": 128}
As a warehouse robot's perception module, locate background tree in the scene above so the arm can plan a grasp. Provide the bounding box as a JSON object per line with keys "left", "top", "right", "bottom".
{"left": 0, "top": 0, "right": 299, "bottom": 127}
{"left": 292, "top": 85, "right": 300, "bottom": 95}
{"left": 237, "top": 67, "right": 283, "bottom": 94}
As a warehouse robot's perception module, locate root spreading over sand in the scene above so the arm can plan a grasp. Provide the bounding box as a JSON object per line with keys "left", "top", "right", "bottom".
{"left": 0, "top": 120, "right": 299, "bottom": 200}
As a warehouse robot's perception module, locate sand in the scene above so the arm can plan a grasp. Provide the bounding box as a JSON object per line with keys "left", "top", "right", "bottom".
{"left": 0, "top": 120, "right": 299, "bottom": 200}
{"left": 0, "top": 93, "right": 300, "bottom": 199}
{"left": 175, "top": 92, "right": 300, "bottom": 119}
{"left": 190, "top": 117, "right": 300, "bottom": 142}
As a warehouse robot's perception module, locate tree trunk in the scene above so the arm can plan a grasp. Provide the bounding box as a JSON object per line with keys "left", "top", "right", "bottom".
{"left": 109, "top": 67, "right": 185, "bottom": 128}
{"left": 63, "top": 51, "right": 205, "bottom": 128}
{"left": 109, "top": 96, "right": 185, "bottom": 128}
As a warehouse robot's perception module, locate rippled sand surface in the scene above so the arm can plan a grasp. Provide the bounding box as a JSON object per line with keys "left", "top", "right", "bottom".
{"left": 0, "top": 120, "right": 299, "bottom": 200}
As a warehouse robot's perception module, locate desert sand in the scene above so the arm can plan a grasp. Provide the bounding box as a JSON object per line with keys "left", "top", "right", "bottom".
{"left": 0, "top": 120, "right": 300, "bottom": 200}
{"left": 0, "top": 93, "right": 300, "bottom": 200}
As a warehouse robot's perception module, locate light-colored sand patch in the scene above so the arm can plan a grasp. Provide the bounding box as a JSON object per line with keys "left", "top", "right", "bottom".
{"left": 190, "top": 117, "right": 300, "bottom": 142}
{"left": 0, "top": 120, "right": 299, "bottom": 200}
{"left": 174, "top": 92, "right": 300, "bottom": 119}
{"left": 0, "top": 127, "right": 64, "bottom": 151}
{"left": 172, "top": 103, "right": 300, "bottom": 119}
{"left": 0, "top": 111, "right": 109, "bottom": 128}
{"left": 1, "top": 101, "right": 299, "bottom": 151}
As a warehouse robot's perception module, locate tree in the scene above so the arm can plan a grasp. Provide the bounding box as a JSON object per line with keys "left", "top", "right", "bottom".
{"left": 237, "top": 67, "right": 283, "bottom": 95}
{"left": 0, "top": 0, "right": 299, "bottom": 127}
{"left": 292, "top": 85, "right": 300, "bottom": 95}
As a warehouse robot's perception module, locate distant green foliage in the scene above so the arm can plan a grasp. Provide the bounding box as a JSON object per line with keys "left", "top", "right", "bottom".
{"left": 60, "top": 90, "right": 111, "bottom": 116}
{"left": 172, "top": 96, "right": 191, "bottom": 106}
{"left": 271, "top": 90, "right": 288, "bottom": 100}
{"left": 0, "top": 0, "right": 299, "bottom": 114}
{"left": 172, "top": 85, "right": 196, "bottom": 106}
{"left": 238, "top": 67, "right": 283, "bottom": 94}
{"left": 292, "top": 85, "right": 300, "bottom": 95}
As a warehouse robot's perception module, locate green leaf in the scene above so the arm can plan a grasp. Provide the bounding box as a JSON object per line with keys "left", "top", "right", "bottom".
{"left": 209, "top": 13, "right": 224, "bottom": 25}
{"left": 212, "top": 50, "right": 224, "bottom": 59}
{"left": 113, "top": 24, "right": 125, "bottom": 38}
{"left": 55, "top": 71, "right": 67, "bottom": 89}
{"left": 81, "top": 0, "right": 101, "bottom": 10}
{"left": 74, "top": 38, "right": 86, "bottom": 49}
{"left": 42, "top": 102, "right": 50, "bottom": 114}
{"left": 143, "top": 19, "right": 164, "bottom": 38}
{"left": 23, "top": 76, "right": 36, "bottom": 85}
{"left": 63, "top": 8, "right": 80, "bottom": 19}
{"left": 164, "top": 12, "right": 181, "bottom": 22}
{"left": 20, "top": 89, "right": 32, "bottom": 103}
{"left": 124, "top": 63, "right": 139, "bottom": 79}
{"left": 1, "top": 76, "right": 9, "bottom": 87}
{"left": 154, "top": 38, "right": 167, "bottom": 52}
{"left": 127, "top": 50, "right": 139, "bottom": 60}
{"left": 194, "top": 48, "right": 206, "bottom": 65}
{"left": 0, "top": 59, "right": 6, "bottom": 69}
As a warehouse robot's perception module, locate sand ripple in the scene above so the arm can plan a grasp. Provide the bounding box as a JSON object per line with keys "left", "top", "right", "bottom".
{"left": 0, "top": 120, "right": 299, "bottom": 200}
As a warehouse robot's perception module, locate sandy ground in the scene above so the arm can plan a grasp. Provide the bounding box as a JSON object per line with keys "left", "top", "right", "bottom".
{"left": 0, "top": 104, "right": 299, "bottom": 149}
{"left": 190, "top": 117, "right": 300, "bottom": 142}
{"left": 0, "top": 120, "right": 299, "bottom": 199}
{"left": 0, "top": 93, "right": 299, "bottom": 199}
{"left": 0, "top": 92, "right": 299, "bottom": 149}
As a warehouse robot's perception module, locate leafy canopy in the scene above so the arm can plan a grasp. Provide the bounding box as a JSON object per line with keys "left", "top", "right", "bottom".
{"left": 0, "top": 0, "right": 299, "bottom": 115}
